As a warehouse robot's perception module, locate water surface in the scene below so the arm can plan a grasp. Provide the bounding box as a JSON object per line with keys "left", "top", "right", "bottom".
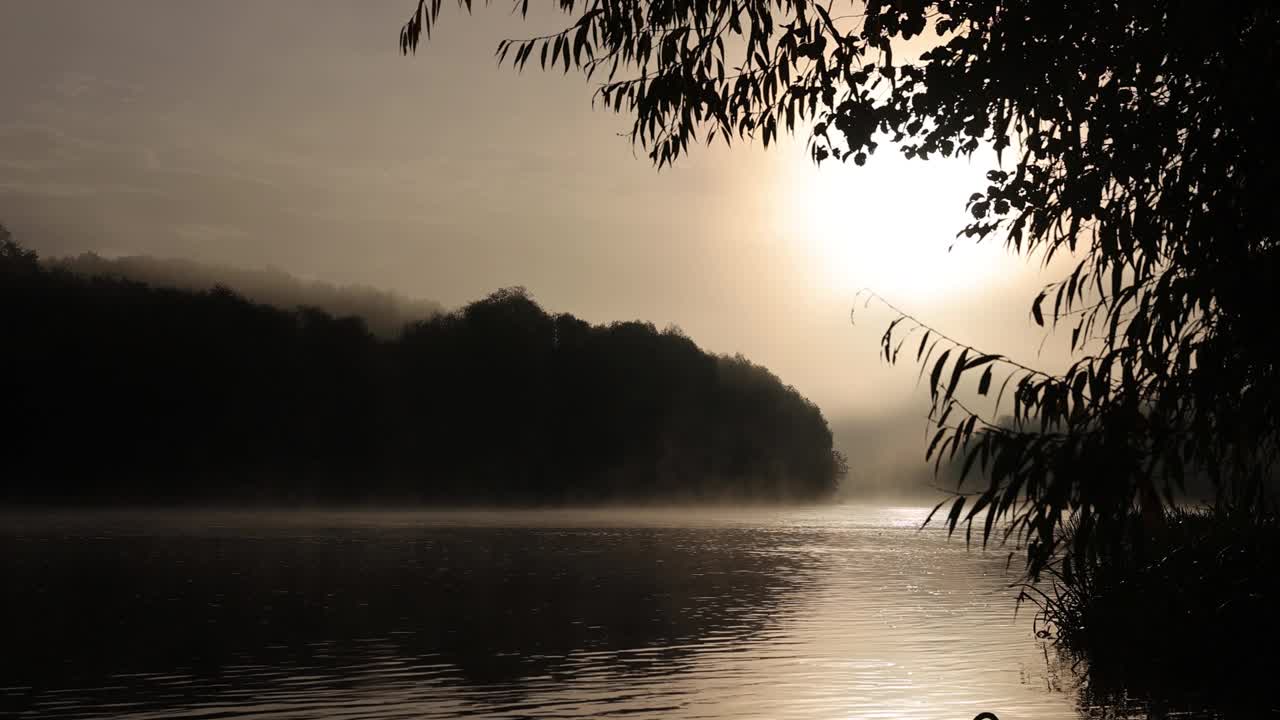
{"left": 1, "top": 506, "right": 1150, "bottom": 719}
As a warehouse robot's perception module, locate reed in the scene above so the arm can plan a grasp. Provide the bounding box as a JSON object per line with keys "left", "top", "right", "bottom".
{"left": 1021, "top": 507, "right": 1280, "bottom": 709}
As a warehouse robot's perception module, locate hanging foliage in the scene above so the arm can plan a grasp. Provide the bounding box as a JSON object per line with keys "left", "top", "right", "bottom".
{"left": 402, "top": 1, "right": 1280, "bottom": 578}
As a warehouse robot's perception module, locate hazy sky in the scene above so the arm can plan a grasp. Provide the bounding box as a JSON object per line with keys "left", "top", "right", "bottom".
{"left": 0, "top": 1, "right": 1076, "bottom": 471}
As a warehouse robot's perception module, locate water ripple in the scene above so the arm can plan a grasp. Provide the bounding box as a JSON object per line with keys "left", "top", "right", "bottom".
{"left": 0, "top": 506, "right": 1156, "bottom": 719}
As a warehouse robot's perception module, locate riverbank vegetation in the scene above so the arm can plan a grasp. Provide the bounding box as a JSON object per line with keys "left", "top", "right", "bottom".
{"left": 1, "top": 228, "right": 844, "bottom": 504}
{"left": 1026, "top": 508, "right": 1280, "bottom": 712}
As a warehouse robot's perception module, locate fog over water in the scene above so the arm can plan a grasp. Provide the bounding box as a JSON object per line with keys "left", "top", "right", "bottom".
{"left": 1, "top": 506, "right": 1164, "bottom": 720}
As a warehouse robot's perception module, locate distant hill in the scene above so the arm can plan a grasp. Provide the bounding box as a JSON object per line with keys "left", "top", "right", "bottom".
{"left": 46, "top": 252, "right": 443, "bottom": 336}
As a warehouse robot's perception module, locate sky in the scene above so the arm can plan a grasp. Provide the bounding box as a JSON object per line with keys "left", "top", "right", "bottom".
{"left": 0, "top": 1, "right": 1076, "bottom": 483}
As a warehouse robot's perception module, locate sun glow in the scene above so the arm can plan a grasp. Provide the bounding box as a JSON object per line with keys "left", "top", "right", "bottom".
{"left": 778, "top": 144, "right": 1018, "bottom": 306}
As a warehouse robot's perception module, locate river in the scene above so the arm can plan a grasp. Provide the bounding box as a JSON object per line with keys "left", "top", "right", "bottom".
{"left": 1, "top": 506, "right": 1163, "bottom": 719}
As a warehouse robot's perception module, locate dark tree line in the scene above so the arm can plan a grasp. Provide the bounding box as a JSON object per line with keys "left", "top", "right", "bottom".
{"left": 1, "top": 229, "right": 843, "bottom": 504}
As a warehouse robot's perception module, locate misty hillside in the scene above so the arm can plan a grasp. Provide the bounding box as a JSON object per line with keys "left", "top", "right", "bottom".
{"left": 3, "top": 229, "right": 844, "bottom": 504}
{"left": 46, "top": 251, "right": 443, "bottom": 337}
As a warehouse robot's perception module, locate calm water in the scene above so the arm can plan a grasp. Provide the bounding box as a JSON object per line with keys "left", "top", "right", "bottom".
{"left": 0, "top": 506, "right": 1162, "bottom": 719}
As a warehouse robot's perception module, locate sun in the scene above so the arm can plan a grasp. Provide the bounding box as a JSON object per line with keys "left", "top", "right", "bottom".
{"left": 778, "top": 143, "right": 1017, "bottom": 306}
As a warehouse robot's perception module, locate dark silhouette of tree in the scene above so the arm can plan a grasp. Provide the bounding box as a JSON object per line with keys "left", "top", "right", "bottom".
{"left": 0, "top": 229, "right": 840, "bottom": 504}
{"left": 401, "top": 2, "right": 1279, "bottom": 577}
{"left": 1, "top": 225, "right": 38, "bottom": 274}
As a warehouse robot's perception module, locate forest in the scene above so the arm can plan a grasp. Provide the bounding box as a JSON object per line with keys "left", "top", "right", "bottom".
{"left": 1, "top": 227, "right": 844, "bottom": 504}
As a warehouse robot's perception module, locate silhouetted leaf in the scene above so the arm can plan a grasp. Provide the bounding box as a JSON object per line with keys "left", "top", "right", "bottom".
{"left": 929, "top": 349, "right": 951, "bottom": 401}
{"left": 977, "top": 365, "right": 993, "bottom": 396}
{"left": 1031, "top": 291, "right": 1046, "bottom": 327}
{"left": 945, "top": 348, "right": 969, "bottom": 402}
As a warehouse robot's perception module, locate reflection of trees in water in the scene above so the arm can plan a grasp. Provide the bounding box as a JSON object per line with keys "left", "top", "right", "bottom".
{"left": 1, "top": 525, "right": 815, "bottom": 708}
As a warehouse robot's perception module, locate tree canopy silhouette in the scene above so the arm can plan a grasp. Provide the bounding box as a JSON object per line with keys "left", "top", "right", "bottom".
{"left": 401, "top": 2, "right": 1280, "bottom": 576}
{"left": 1, "top": 229, "right": 842, "bottom": 504}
